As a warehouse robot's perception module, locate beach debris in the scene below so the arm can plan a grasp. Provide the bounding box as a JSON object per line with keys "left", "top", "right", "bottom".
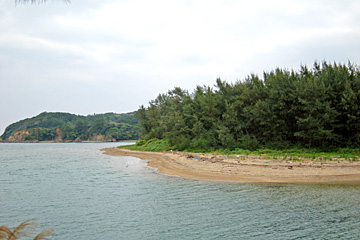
{"left": 194, "top": 157, "right": 199, "bottom": 159}
{"left": 185, "top": 153, "right": 195, "bottom": 159}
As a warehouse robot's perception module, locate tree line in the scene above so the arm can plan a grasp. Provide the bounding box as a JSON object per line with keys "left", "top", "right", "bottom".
{"left": 136, "top": 61, "right": 360, "bottom": 151}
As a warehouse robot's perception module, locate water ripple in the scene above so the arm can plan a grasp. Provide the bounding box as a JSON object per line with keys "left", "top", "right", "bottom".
{"left": 1, "top": 143, "right": 360, "bottom": 239}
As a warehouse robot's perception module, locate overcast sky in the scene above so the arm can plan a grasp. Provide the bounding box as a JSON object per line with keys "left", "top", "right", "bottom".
{"left": 0, "top": 0, "right": 359, "bottom": 135}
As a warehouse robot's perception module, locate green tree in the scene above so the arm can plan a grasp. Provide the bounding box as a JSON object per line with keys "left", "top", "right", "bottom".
{"left": 136, "top": 61, "right": 360, "bottom": 151}
{"left": 294, "top": 65, "right": 338, "bottom": 148}
{"left": 60, "top": 124, "right": 76, "bottom": 141}
{"left": 89, "top": 119, "right": 106, "bottom": 136}
{"left": 75, "top": 120, "right": 89, "bottom": 140}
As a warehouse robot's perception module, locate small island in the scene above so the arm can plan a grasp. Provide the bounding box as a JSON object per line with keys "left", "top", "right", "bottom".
{"left": 0, "top": 112, "right": 140, "bottom": 142}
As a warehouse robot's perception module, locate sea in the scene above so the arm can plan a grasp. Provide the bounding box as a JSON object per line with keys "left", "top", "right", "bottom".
{"left": 1, "top": 143, "right": 360, "bottom": 240}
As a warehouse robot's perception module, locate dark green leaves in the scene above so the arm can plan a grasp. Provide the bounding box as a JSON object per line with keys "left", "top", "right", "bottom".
{"left": 137, "top": 61, "right": 360, "bottom": 150}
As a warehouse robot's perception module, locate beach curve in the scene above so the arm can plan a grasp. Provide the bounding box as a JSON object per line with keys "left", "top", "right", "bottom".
{"left": 101, "top": 147, "right": 360, "bottom": 184}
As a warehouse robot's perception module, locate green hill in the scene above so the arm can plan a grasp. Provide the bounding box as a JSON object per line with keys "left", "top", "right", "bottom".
{"left": 1, "top": 112, "right": 140, "bottom": 142}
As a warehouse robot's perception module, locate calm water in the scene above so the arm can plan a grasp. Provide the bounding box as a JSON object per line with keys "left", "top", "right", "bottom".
{"left": 1, "top": 143, "right": 360, "bottom": 239}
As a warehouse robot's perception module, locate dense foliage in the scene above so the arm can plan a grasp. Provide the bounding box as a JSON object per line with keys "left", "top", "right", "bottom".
{"left": 1, "top": 112, "right": 140, "bottom": 141}
{"left": 136, "top": 61, "right": 360, "bottom": 151}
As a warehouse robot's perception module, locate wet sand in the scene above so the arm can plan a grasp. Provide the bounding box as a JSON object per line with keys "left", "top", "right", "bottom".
{"left": 102, "top": 147, "right": 360, "bottom": 183}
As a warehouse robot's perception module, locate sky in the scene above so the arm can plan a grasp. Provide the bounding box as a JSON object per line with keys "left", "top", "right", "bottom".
{"left": 0, "top": 0, "right": 359, "bottom": 135}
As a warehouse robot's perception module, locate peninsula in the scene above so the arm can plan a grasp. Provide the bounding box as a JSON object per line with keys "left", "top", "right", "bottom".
{"left": 102, "top": 61, "right": 360, "bottom": 183}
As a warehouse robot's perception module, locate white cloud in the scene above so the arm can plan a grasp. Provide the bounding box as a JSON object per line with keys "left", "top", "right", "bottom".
{"left": 0, "top": 0, "right": 359, "bottom": 134}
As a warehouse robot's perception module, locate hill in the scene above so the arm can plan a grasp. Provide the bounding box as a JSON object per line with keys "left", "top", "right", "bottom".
{"left": 0, "top": 112, "right": 140, "bottom": 142}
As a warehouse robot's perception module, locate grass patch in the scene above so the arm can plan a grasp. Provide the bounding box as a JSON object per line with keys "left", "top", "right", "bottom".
{"left": 119, "top": 139, "right": 360, "bottom": 161}
{"left": 119, "top": 138, "right": 172, "bottom": 152}
{"left": 232, "top": 147, "right": 360, "bottom": 161}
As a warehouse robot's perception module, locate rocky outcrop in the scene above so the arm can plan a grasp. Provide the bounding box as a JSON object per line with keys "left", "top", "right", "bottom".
{"left": 54, "top": 128, "right": 63, "bottom": 142}
{"left": 89, "top": 134, "right": 116, "bottom": 142}
{"left": 2, "top": 130, "right": 117, "bottom": 143}
{"left": 7, "top": 130, "right": 29, "bottom": 142}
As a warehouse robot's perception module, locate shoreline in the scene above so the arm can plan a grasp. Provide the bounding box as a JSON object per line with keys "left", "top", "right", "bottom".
{"left": 102, "top": 147, "right": 360, "bottom": 184}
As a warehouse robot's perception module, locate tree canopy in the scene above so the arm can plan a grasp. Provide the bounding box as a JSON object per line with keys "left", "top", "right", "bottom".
{"left": 136, "top": 61, "right": 360, "bottom": 151}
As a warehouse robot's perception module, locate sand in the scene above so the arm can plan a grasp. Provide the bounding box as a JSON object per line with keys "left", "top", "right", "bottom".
{"left": 101, "top": 147, "right": 360, "bottom": 184}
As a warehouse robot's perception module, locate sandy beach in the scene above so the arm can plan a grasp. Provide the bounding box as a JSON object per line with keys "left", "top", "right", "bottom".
{"left": 102, "top": 147, "right": 360, "bottom": 183}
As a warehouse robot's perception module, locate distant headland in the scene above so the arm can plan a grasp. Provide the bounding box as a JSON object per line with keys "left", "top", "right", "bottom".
{"left": 0, "top": 112, "right": 140, "bottom": 143}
